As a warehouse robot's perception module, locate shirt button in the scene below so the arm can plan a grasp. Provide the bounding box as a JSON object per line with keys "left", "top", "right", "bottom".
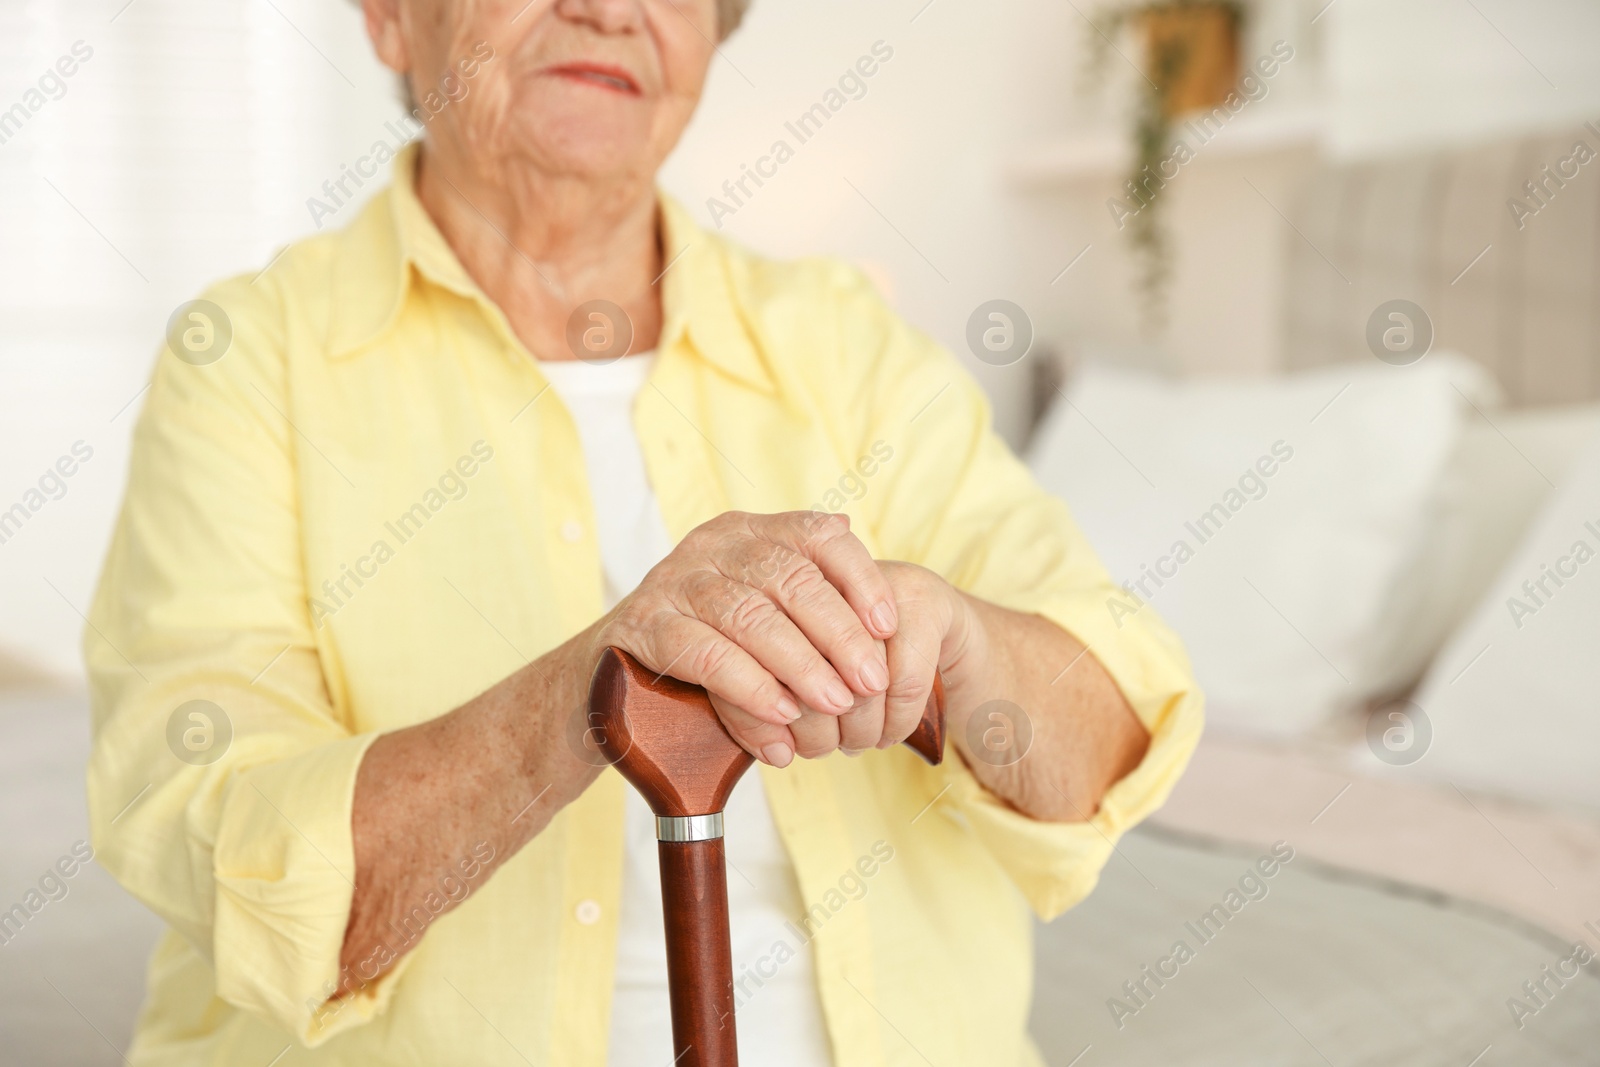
{"left": 575, "top": 899, "right": 603, "bottom": 925}
{"left": 559, "top": 519, "right": 584, "bottom": 543}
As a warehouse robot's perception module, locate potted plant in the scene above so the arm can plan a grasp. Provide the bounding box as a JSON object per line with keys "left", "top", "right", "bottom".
{"left": 1086, "top": 1, "right": 1245, "bottom": 329}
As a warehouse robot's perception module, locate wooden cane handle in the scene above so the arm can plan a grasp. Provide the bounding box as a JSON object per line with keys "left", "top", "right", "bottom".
{"left": 589, "top": 647, "right": 945, "bottom": 819}
{"left": 589, "top": 647, "right": 756, "bottom": 819}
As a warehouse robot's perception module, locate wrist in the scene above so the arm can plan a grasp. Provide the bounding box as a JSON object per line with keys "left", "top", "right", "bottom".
{"left": 939, "top": 586, "right": 999, "bottom": 695}
{"left": 935, "top": 585, "right": 994, "bottom": 749}
{"left": 493, "top": 626, "right": 609, "bottom": 808}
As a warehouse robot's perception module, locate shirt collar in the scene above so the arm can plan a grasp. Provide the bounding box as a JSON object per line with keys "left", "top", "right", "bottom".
{"left": 324, "top": 141, "right": 773, "bottom": 393}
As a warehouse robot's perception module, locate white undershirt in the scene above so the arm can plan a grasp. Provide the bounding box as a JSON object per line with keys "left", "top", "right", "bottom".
{"left": 537, "top": 354, "right": 834, "bottom": 1067}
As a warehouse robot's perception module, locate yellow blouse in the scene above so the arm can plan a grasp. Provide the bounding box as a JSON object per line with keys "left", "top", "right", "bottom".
{"left": 85, "top": 143, "right": 1202, "bottom": 1066}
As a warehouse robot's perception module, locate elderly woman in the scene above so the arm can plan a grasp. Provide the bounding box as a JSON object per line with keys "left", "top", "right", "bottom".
{"left": 86, "top": 0, "right": 1202, "bottom": 1064}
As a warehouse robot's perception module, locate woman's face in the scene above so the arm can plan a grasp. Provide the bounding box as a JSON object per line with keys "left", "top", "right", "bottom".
{"left": 365, "top": 0, "right": 719, "bottom": 184}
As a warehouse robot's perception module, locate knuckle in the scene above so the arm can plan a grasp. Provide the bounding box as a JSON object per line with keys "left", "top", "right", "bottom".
{"left": 708, "top": 511, "right": 747, "bottom": 542}
{"left": 725, "top": 590, "right": 781, "bottom": 637}
{"left": 747, "top": 678, "right": 783, "bottom": 713}
{"left": 794, "top": 736, "right": 834, "bottom": 760}
{"left": 756, "top": 542, "right": 791, "bottom": 584}
{"left": 774, "top": 559, "right": 829, "bottom": 605}
{"left": 799, "top": 508, "right": 848, "bottom": 534}
{"left": 671, "top": 579, "right": 710, "bottom": 625}
{"left": 725, "top": 723, "right": 761, "bottom": 754}
{"left": 794, "top": 509, "right": 849, "bottom": 550}
{"left": 839, "top": 719, "right": 876, "bottom": 748}
{"left": 799, "top": 661, "right": 843, "bottom": 697}
{"left": 790, "top": 716, "right": 840, "bottom": 759}
{"left": 686, "top": 638, "right": 737, "bottom": 686}
{"left": 887, "top": 672, "right": 933, "bottom": 709}
{"left": 690, "top": 576, "right": 745, "bottom": 630}
{"left": 682, "top": 519, "right": 714, "bottom": 545}
{"left": 818, "top": 610, "right": 869, "bottom": 651}
{"left": 734, "top": 541, "right": 789, "bottom": 588}
{"left": 686, "top": 511, "right": 738, "bottom": 546}
{"left": 609, "top": 608, "right": 667, "bottom": 659}
{"left": 680, "top": 569, "right": 718, "bottom": 601}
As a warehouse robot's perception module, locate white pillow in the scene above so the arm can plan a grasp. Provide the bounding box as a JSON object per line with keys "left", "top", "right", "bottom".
{"left": 1401, "top": 424, "right": 1600, "bottom": 812}
{"left": 1407, "top": 404, "right": 1600, "bottom": 677}
{"left": 1026, "top": 354, "right": 1501, "bottom": 738}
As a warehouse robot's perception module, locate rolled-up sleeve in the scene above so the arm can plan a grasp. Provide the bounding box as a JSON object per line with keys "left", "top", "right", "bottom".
{"left": 84, "top": 274, "right": 392, "bottom": 1044}
{"left": 830, "top": 269, "right": 1205, "bottom": 920}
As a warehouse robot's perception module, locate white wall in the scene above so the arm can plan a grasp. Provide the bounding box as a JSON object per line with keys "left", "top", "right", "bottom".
{"left": 1325, "top": 0, "right": 1600, "bottom": 157}
{"left": 658, "top": 0, "right": 1090, "bottom": 434}
{"left": 1, "top": 0, "right": 399, "bottom": 681}
{"left": 5, "top": 0, "right": 1600, "bottom": 680}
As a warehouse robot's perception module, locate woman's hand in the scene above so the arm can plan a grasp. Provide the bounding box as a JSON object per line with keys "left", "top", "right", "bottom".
{"left": 592, "top": 510, "right": 912, "bottom": 767}
{"left": 870, "top": 560, "right": 973, "bottom": 747}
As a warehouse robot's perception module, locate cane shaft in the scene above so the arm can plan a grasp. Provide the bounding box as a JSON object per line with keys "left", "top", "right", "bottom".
{"left": 659, "top": 838, "right": 739, "bottom": 1067}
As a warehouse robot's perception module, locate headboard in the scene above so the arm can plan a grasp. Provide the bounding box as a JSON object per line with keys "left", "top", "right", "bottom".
{"left": 1282, "top": 128, "right": 1600, "bottom": 404}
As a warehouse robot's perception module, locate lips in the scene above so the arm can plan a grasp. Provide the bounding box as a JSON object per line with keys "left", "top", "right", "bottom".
{"left": 546, "top": 62, "right": 641, "bottom": 95}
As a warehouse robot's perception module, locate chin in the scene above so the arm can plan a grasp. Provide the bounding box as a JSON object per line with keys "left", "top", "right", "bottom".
{"left": 510, "top": 86, "right": 658, "bottom": 180}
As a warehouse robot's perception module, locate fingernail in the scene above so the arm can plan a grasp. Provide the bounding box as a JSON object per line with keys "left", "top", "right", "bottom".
{"left": 826, "top": 679, "right": 853, "bottom": 711}
{"left": 762, "top": 742, "right": 794, "bottom": 768}
{"left": 776, "top": 696, "right": 802, "bottom": 722}
{"left": 860, "top": 657, "right": 888, "bottom": 693}
{"left": 841, "top": 747, "right": 865, "bottom": 758}
{"left": 871, "top": 601, "right": 897, "bottom": 635}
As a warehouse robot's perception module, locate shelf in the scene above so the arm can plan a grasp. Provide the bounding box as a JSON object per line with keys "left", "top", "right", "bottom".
{"left": 1005, "top": 105, "right": 1326, "bottom": 187}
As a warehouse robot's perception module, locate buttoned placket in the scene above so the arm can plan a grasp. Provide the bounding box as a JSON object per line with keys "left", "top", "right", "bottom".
{"left": 444, "top": 285, "right": 631, "bottom": 1065}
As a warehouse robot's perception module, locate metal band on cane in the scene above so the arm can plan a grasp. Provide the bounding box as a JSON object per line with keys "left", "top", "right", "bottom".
{"left": 656, "top": 813, "right": 724, "bottom": 842}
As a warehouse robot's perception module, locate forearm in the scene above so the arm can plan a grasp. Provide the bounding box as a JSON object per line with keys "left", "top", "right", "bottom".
{"left": 941, "top": 592, "right": 1149, "bottom": 823}
{"left": 336, "top": 620, "right": 609, "bottom": 994}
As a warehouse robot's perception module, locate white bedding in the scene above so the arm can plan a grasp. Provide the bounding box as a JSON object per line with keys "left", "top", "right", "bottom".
{"left": 0, "top": 689, "right": 163, "bottom": 1067}
{"left": 1403, "top": 422, "right": 1600, "bottom": 812}
{"left": 1022, "top": 368, "right": 1600, "bottom": 1062}
{"left": 1031, "top": 823, "right": 1600, "bottom": 1067}
{"left": 1027, "top": 355, "right": 1504, "bottom": 738}
{"left": 1149, "top": 731, "right": 1600, "bottom": 947}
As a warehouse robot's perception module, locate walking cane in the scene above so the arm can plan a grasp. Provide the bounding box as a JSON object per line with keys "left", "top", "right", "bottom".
{"left": 587, "top": 647, "right": 945, "bottom": 1067}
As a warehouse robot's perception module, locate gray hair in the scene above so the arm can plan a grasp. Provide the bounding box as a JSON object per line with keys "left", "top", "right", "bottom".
{"left": 716, "top": 0, "right": 751, "bottom": 37}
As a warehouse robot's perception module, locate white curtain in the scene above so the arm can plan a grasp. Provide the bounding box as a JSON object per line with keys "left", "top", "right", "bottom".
{"left": 0, "top": 0, "right": 396, "bottom": 678}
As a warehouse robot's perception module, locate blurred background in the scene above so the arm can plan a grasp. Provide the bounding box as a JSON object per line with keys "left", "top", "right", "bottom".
{"left": 4, "top": 0, "right": 1600, "bottom": 1063}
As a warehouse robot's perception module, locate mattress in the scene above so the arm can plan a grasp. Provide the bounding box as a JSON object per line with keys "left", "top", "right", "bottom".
{"left": 1150, "top": 733, "right": 1600, "bottom": 944}
{"left": 0, "top": 689, "right": 163, "bottom": 1067}
{"left": 1031, "top": 824, "right": 1600, "bottom": 1066}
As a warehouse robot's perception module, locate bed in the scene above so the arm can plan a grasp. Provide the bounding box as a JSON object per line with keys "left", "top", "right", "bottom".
{"left": 1032, "top": 825, "right": 1600, "bottom": 1066}
{"left": 0, "top": 689, "right": 164, "bottom": 1067}
{"left": 1025, "top": 127, "right": 1600, "bottom": 1064}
